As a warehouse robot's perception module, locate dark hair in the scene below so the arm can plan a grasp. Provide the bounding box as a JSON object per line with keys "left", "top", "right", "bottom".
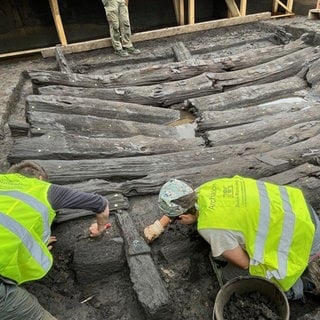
{"left": 7, "top": 161, "right": 48, "bottom": 180}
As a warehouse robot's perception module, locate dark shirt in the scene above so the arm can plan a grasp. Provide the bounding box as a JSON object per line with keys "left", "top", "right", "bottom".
{"left": 48, "top": 184, "right": 108, "bottom": 213}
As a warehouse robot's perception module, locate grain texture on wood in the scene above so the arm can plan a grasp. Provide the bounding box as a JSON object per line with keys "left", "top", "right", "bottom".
{"left": 26, "top": 95, "right": 181, "bottom": 124}
{"left": 187, "top": 76, "right": 307, "bottom": 113}
{"left": 8, "top": 133, "right": 203, "bottom": 162}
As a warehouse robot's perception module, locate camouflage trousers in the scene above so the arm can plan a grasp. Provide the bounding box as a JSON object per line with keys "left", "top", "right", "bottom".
{"left": 0, "top": 280, "right": 57, "bottom": 320}
{"left": 102, "top": 0, "right": 133, "bottom": 51}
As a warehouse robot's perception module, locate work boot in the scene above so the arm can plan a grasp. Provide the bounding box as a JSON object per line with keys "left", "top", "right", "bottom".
{"left": 124, "top": 46, "right": 141, "bottom": 55}
{"left": 114, "top": 49, "right": 129, "bottom": 57}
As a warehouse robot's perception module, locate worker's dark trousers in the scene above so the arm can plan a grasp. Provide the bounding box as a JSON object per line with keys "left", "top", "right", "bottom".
{"left": 0, "top": 280, "right": 57, "bottom": 320}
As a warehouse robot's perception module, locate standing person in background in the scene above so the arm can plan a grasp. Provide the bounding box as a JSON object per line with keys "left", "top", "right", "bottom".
{"left": 101, "top": 0, "right": 141, "bottom": 57}
{"left": 0, "top": 160, "right": 110, "bottom": 319}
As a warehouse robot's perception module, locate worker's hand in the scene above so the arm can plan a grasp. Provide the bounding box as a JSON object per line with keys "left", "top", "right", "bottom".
{"left": 89, "top": 222, "right": 106, "bottom": 238}
{"left": 178, "top": 213, "right": 197, "bottom": 225}
{"left": 47, "top": 236, "right": 57, "bottom": 251}
{"left": 144, "top": 220, "right": 165, "bottom": 243}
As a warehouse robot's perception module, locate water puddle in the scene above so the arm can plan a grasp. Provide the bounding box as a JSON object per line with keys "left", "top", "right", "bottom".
{"left": 167, "top": 111, "right": 197, "bottom": 139}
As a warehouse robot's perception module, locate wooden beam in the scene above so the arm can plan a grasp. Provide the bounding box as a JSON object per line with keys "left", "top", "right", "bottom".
{"left": 240, "top": 0, "right": 247, "bottom": 16}
{"left": 172, "top": 0, "right": 180, "bottom": 25}
{"left": 48, "top": 0, "right": 67, "bottom": 46}
{"left": 188, "top": 0, "right": 195, "bottom": 24}
{"left": 40, "top": 12, "right": 271, "bottom": 58}
{"left": 272, "top": 0, "right": 294, "bottom": 15}
{"left": 179, "top": 0, "right": 185, "bottom": 25}
{"left": 172, "top": 0, "right": 184, "bottom": 25}
{"left": 225, "top": 0, "right": 241, "bottom": 17}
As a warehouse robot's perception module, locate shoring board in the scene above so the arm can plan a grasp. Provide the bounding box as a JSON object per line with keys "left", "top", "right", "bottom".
{"left": 40, "top": 12, "right": 271, "bottom": 58}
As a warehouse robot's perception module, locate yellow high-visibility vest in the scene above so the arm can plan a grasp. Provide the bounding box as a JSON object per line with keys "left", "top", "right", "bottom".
{"left": 0, "top": 173, "right": 56, "bottom": 284}
{"left": 197, "top": 175, "right": 315, "bottom": 291}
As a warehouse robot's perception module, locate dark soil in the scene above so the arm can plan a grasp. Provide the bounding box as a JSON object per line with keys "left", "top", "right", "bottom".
{"left": 224, "top": 292, "right": 281, "bottom": 320}
{"left": 1, "top": 15, "right": 320, "bottom": 320}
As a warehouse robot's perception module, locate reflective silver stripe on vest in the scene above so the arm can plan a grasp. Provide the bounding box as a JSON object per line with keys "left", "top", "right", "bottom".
{"left": 277, "top": 186, "right": 295, "bottom": 278}
{"left": 253, "top": 181, "right": 295, "bottom": 279}
{"left": 0, "top": 191, "right": 51, "bottom": 243}
{"left": 253, "top": 181, "right": 270, "bottom": 263}
{"left": 0, "top": 212, "right": 52, "bottom": 271}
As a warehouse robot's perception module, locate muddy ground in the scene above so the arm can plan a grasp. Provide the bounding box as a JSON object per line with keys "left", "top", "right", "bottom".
{"left": 1, "top": 15, "right": 320, "bottom": 320}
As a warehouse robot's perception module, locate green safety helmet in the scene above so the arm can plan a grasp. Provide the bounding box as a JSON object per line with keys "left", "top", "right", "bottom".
{"left": 158, "top": 178, "right": 196, "bottom": 218}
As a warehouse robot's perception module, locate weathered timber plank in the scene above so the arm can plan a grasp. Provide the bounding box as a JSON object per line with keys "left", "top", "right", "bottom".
{"left": 172, "top": 42, "right": 192, "bottom": 61}
{"left": 259, "top": 121, "right": 320, "bottom": 148}
{"left": 36, "top": 47, "right": 319, "bottom": 108}
{"left": 27, "top": 147, "right": 228, "bottom": 183}
{"left": 26, "top": 95, "right": 180, "bottom": 124}
{"left": 262, "top": 163, "right": 320, "bottom": 186}
{"left": 119, "top": 133, "right": 320, "bottom": 196}
{"left": 54, "top": 46, "right": 71, "bottom": 74}
{"left": 115, "top": 211, "right": 172, "bottom": 319}
{"left": 31, "top": 133, "right": 320, "bottom": 184}
{"left": 206, "top": 46, "right": 320, "bottom": 88}
{"left": 8, "top": 132, "right": 203, "bottom": 162}
{"left": 27, "top": 111, "right": 180, "bottom": 138}
{"left": 63, "top": 179, "right": 123, "bottom": 195}
{"left": 197, "top": 99, "right": 310, "bottom": 131}
{"left": 263, "top": 163, "right": 320, "bottom": 209}
{"left": 73, "top": 226, "right": 126, "bottom": 284}
{"left": 36, "top": 73, "right": 221, "bottom": 107}
{"left": 212, "top": 33, "right": 312, "bottom": 71}
{"left": 54, "top": 193, "right": 129, "bottom": 223}
{"left": 28, "top": 59, "right": 225, "bottom": 89}
{"left": 205, "top": 104, "right": 320, "bottom": 145}
{"left": 187, "top": 76, "right": 307, "bottom": 113}
{"left": 115, "top": 211, "right": 150, "bottom": 256}
{"left": 126, "top": 254, "right": 172, "bottom": 318}
{"left": 28, "top": 35, "right": 310, "bottom": 91}
{"left": 306, "top": 57, "right": 320, "bottom": 86}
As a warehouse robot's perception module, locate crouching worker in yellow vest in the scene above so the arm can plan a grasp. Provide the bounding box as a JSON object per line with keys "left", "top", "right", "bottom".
{"left": 144, "top": 176, "right": 320, "bottom": 301}
{"left": 0, "top": 160, "right": 110, "bottom": 319}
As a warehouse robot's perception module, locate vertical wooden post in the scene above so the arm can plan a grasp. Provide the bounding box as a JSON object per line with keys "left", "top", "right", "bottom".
{"left": 173, "top": 0, "right": 185, "bottom": 25}
{"left": 188, "top": 0, "right": 195, "bottom": 24}
{"left": 273, "top": 0, "right": 279, "bottom": 14}
{"left": 49, "top": 0, "right": 67, "bottom": 46}
{"left": 179, "top": 0, "right": 185, "bottom": 25}
{"left": 286, "top": 0, "right": 294, "bottom": 13}
{"left": 239, "top": 0, "right": 247, "bottom": 16}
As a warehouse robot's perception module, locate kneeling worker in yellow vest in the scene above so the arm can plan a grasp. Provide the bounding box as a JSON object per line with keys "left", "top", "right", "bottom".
{"left": 0, "top": 160, "right": 110, "bottom": 319}
{"left": 144, "top": 176, "right": 320, "bottom": 301}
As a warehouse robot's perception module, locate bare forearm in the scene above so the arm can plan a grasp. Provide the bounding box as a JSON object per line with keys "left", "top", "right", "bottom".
{"left": 222, "top": 246, "right": 250, "bottom": 269}
{"left": 96, "top": 205, "right": 110, "bottom": 232}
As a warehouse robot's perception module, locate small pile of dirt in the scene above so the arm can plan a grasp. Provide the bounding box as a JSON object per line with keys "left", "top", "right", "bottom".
{"left": 223, "top": 291, "right": 281, "bottom": 320}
